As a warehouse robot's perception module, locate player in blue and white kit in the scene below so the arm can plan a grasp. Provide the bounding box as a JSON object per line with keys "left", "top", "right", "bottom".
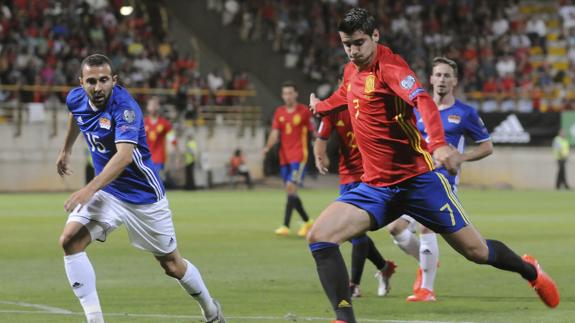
{"left": 387, "top": 57, "right": 494, "bottom": 302}
{"left": 56, "top": 54, "right": 225, "bottom": 323}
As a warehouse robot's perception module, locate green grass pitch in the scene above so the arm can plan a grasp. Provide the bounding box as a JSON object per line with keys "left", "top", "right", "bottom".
{"left": 0, "top": 187, "right": 573, "bottom": 323}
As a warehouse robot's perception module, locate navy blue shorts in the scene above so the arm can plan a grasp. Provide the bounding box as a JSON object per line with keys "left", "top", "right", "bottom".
{"left": 337, "top": 171, "right": 471, "bottom": 234}
{"left": 280, "top": 162, "right": 307, "bottom": 184}
{"left": 339, "top": 181, "right": 361, "bottom": 195}
{"left": 339, "top": 181, "right": 367, "bottom": 244}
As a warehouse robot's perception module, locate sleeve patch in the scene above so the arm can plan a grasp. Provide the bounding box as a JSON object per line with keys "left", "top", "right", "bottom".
{"left": 123, "top": 109, "right": 136, "bottom": 123}
{"left": 119, "top": 125, "right": 138, "bottom": 133}
{"left": 408, "top": 88, "right": 425, "bottom": 101}
{"left": 400, "top": 75, "right": 416, "bottom": 89}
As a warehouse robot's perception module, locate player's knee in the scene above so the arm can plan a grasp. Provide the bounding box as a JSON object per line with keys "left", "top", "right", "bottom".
{"left": 306, "top": 226, "right": 319, "bottom": 243}
{"left": 388, "top": 225, "right": 402, "bottom": 236}
{"left": 462, "top": 245, "right": 489, "bottom": 264}
{"left": 59, "top": 233, "right": 84, "bottom": 254}
{"left": 387, "top": 220, "right": 408, "bottom": 236}
{"left": 160, "top": 259, "right": 185, "bottom": 279}
{"left": 58, "top": 234, "right": 70, "bottom": 251}
{"left": 286, "top": 184, "right": 297, "bottom": 195}
{"left": 307, "top": 225, "right": 327, "bottom": 244}
{"left": 420, "top": 226, "right": 433, "bottom": 234}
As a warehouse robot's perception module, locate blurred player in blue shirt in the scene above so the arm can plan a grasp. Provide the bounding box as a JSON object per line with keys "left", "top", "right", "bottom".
{"left": 56, "top": 54, "right": 225, "bottom": 323}
{"left": 387, "top": 57, "right": 493, "bottom": 302}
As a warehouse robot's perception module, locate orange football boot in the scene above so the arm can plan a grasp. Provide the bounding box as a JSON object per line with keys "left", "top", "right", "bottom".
{"left": 412, "top": 268, "right": 422, "bottom": 293}
{"left": 406, "top": 288, "right": 436, "bottom": 302}
{"left": 522, "top": 254, "right": 560, "bottom": 308}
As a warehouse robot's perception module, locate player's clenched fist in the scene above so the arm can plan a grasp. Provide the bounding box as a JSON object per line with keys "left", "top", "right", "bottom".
{"left": 433, "top": 145, "right": 461, "bottom": 175}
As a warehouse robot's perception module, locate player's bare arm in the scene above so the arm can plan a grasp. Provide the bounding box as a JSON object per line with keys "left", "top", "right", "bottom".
{"left": 57, "top": 113, "right": 82, "bottom": 177}
{"left": 263, "top": 128, "right": 279, "bottom": 155}
{"left": 461, "top": 140, "right": 493, "bottom": 162}
{"left": 64, "top": 142, "right": 135, "bottom": 212}
{"left": 313, "top": 138, "right": 330, "bottom": 175}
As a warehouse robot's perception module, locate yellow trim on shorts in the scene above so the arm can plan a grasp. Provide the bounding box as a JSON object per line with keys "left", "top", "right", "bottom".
{"left": 435, "top": 172, "right": 470, "bottom": 224}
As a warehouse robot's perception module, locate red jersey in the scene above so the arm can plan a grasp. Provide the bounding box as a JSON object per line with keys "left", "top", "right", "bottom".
{"left": 317, "top": 108, "right": 363, "bottom": 184}
{"left": 144, "top": 116, "right": 173, "bottom": 164}
{"left": 316, "top": 44, "right": 446, "bottom": 186}
{"left": 272, "top": 103, "right": 314, "bottom": 165}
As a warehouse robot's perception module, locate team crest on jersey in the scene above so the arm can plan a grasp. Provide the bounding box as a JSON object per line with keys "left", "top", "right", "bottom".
{"left": 99, "top": 117, "right": 111, "bottom": 130}
{"left": 279, "top": 116, "right": 285, "bottom": 123}
{"left": 336, "top": 120, "right": 345, "bottom": 127}
{"left": 447, "top": 115, "right": 461, "bottom": 124}
{"left": 76, "top": 116, "right": 83, "bottom": 125}
{"left": 364, "top": 74, "right": 375, "bottom": 95}
{"left": 123, "top": 109, "right": 136, "bottom": 123}
{"left": 293, "top": 114, "right": 301, "bottom": 125}
{"left": 400, "top": 75, "right": 416, "bottom": 90}
{"left": 347, "top": 83, "right": 351, "bottom": 91}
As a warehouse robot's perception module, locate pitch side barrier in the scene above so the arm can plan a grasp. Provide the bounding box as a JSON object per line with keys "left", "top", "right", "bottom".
{"left": 459, "top": 112, "right": 575, "bottom": 188}
{"left": 478, "top": 112, "right": 561, "bottom": 146}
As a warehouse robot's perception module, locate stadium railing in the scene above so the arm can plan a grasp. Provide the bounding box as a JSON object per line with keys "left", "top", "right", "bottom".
{"left": 0, "top": 85, "right": 260, "bottom": 137}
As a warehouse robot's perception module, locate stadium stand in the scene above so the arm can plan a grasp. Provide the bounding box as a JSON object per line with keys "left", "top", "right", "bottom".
{"left": 0, "top": 0, "right": 263, "bottom": 191}
{"left": 210, "top": 0, "right": 575, "bottom": 112}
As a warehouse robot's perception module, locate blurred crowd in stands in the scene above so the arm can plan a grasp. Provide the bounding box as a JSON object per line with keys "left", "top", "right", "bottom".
{"left": 0, "top": 0, "right": 253, "bottom": 112}
{"left": 210, "top": 0, "right": 575, "bottom": 112}
{"left": 3, "top": 0, "right": 575, "bottom": 113}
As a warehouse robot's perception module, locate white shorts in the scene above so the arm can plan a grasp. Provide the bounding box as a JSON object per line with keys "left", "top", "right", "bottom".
{"left": 67, "top": 190, "right": 177, "bottom": 256}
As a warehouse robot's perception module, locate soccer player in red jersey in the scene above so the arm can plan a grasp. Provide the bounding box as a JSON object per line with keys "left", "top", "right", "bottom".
{"left": 314, "top": 73, "right": 396, "bottom": 298}
{"left": 264, "top": 81, "right": 315, "bottom": 236}
{"left": 144, "top": 96, "right": 176, "bottom": 174}
{"left": 308, "top": 8, "right": 559, "bottom": 323}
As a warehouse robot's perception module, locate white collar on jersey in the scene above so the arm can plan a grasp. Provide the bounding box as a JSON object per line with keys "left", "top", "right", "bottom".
{"left": 88, "top": 99, "right": 99, "bottom": 112}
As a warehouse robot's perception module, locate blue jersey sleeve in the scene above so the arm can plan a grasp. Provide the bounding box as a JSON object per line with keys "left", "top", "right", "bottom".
{"left": 463, "top": 107, "right": 490, "bottom": 143}
{"left": 113, "top": 99, "right": 142, "bottom": 145}
{"left": 66, "top": 87, "right": 85, "bottom": 113}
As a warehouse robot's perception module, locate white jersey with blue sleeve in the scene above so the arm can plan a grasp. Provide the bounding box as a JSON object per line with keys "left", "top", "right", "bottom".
{"left": 66, "top": 85, "right": 165, "bottom": 204}
{"left": 415, "top": 100, "right": 491, "bottom": 188}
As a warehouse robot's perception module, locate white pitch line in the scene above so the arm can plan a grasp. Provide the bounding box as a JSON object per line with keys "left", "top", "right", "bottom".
{"left": 0, "top": 301, "right": 72, "bottom": 314}
{"left": 0, "top": 302, "right": 476, "bottom": 323}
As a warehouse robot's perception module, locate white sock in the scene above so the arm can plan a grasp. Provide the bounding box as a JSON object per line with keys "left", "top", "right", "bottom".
{"left": 64, "top": 252, "right": 103, "bottom": 322}
{"left": 420, "top": 233, "right": 439, "bottom": 291}
{"left": 393, "top": 229, "right": 420, "bottom": 261}
{"left": 178, "top": 259, "right": 217, "bottom": 319}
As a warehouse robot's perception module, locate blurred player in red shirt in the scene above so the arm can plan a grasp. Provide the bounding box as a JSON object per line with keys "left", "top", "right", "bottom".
{"left": 307, "top": 8, "right": 559, "bottom": 323}
{"left": 264, "top": 81, "right": 315, "bottom": 237}
{"left": 314, "top": 71, "right": 396, "bottom": 298}
{"left": 144, "top": 96, "right": 176, "bottom": 174}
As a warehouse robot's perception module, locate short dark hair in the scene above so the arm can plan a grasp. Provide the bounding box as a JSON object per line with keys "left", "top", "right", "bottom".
{"left": 337, "top": 8, "right": 376, "bottom": 36}
{"left": 281, "top": 80, "right": 298, "bottom": 92}
{"left": 432, "top": 57, "right": 458, "bottom": 78}
{"left": 80, "top": 54, "right": 114, "bottom": 77}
